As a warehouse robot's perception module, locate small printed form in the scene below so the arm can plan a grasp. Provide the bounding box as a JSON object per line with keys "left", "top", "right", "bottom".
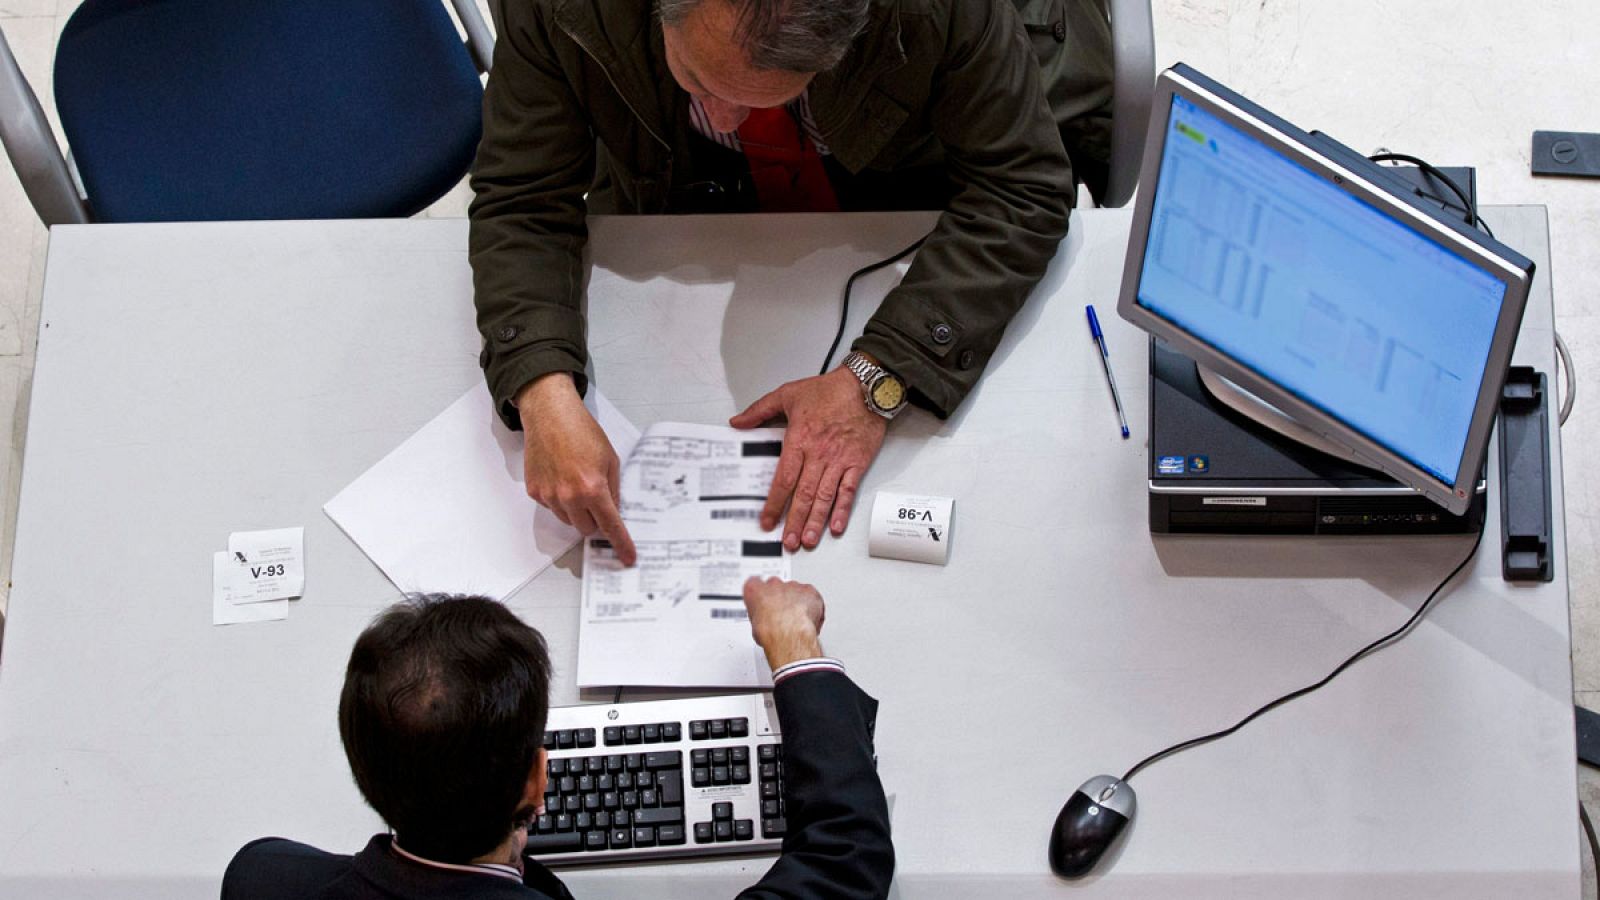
{"left": 578, "top": 422, "right": 787, "bottom": 688}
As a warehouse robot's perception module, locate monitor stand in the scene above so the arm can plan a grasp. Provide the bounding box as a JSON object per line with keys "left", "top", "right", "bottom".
{"left": 1194, "top": 366, "right": 1365, "bottom": 465}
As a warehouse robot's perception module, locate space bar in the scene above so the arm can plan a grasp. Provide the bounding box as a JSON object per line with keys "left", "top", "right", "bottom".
{"left": 525, "top": 831, "right": 584, "bottom": 854}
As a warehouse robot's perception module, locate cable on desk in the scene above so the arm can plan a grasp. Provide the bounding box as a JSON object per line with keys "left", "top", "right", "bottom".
{"left": 614, "top": 686, "right": 625, "bottom": 705}
{"left": 1557, "top": 330, "right": 1577, "bottom": 427}
{"left": 1368, "top": 151, "right": 1494, "bottom": 239}
{"left": 819, "top": 237, "right": 927, "bottom": 376}
{"left": 1120, "top": 526, "right": 1485, "bottom": 784}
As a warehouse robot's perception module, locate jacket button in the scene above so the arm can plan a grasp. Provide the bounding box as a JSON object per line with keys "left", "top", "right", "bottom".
{"left": 958, "top": 350, "right": 976, "bottom": 369}
{"left": 930, "top": 323, "right": 954, "bottom": 345}
{"left": 495, "top": 325, "right": 519, "bottom": 342}
{"left": 1053, "top": 20, "right": 1066, "bottom": 42}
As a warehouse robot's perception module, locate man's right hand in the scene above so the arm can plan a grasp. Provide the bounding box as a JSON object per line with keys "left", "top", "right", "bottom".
{"left": 742, "top": 578, "right": 826, "bottom": 670}
{"left": 516, "top": 372, "right": 637, "bottom": 566}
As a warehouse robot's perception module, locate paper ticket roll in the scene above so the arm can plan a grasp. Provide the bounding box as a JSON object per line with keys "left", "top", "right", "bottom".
{"left": 867, "top": 491, "right": 954, "bottom": 566}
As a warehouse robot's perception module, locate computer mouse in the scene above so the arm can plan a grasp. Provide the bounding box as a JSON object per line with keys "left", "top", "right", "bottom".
{"left": 1048, "top": 775, "right": 1136, "bottom": 878}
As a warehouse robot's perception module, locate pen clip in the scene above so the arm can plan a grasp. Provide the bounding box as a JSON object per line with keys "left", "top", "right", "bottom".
{"left": 1085, "top": 305, "right": 1104, "bottom": 341}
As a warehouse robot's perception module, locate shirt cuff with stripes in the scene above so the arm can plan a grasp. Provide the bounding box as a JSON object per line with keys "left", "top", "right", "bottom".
{"left": 771, "top": 657, "right": 847, "bottom": 684}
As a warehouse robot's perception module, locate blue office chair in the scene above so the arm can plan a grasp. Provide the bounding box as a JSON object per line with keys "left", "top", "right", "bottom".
{"left": 0, "top": 0, "right": 493, "bottom": 225}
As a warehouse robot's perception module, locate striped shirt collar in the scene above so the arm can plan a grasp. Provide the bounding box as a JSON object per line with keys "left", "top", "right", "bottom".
{"left": 688, "top": 92, "right": 832, "bottom": 157}
{"left": 390, "top": 838, "right": 523, "bottom": 884}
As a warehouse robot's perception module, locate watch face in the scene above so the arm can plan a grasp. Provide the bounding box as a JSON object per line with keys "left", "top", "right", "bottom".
{"left": 871, "top": 375, "right": 906, "bottom": 411}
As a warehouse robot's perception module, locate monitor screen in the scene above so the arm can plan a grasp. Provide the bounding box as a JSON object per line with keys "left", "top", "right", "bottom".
{"left": 1134, "top": 95, "right": 1510, "bottom": 487}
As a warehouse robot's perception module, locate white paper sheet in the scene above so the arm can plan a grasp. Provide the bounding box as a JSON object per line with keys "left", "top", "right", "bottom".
{"left": 577, "top": 422, "right": 787, "bottom": 688}
{"left": 226, "top": 527, "right": 306, "bottom": 602}
{"left": 324, "top": 384, "right": 640, "bottom": 600}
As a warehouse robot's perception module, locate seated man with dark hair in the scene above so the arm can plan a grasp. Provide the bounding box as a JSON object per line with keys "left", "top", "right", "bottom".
{"left": 223, "top": 578, "right": 892, "bottom": 899}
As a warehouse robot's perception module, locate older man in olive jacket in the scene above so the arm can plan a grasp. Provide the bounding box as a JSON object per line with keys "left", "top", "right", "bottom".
{"left": 471, "top": 0, "right": 1112, "bottom": 565}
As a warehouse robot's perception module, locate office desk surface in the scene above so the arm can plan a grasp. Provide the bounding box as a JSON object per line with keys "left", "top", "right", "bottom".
{"left": 0, "top": 209, "right": 1575, "bottom": 898}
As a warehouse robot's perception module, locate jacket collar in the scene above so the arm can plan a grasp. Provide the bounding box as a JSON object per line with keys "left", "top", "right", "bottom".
{"left": 552, "top": 0, "right": 672, "bottom": 147}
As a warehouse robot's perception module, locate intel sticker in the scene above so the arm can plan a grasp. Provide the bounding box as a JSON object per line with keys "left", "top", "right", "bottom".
{"left": 1157, "top": 455, "right": 1186, "bottom": 475}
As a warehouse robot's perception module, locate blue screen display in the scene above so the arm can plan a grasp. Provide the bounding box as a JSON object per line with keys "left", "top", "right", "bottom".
{"left": 1137, "top": 96, "right": 1508, "bottom": 485}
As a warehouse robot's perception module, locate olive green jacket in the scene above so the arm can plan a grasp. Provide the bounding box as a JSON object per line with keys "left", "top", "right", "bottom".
{"left": 470, "top": 0, "right": 1107, "bottom": 427}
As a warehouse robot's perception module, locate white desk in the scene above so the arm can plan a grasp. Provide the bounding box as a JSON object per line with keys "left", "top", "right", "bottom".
{"left": 0, "top": 209, "right": 1576, "bottom": 898}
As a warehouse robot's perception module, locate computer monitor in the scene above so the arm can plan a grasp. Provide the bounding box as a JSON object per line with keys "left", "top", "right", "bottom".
{"left": 1117, "top": 65, "right": 1535, "bottom": 516}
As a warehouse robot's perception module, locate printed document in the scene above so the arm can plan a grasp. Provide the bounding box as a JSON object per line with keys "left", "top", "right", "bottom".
{"left": 577, "top": 422, "right": 787, "bottom": 688}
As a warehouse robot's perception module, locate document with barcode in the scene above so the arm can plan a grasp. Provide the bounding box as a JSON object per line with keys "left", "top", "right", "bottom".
{"left": 577, "top": 422, "right": 787, "bottom": 688}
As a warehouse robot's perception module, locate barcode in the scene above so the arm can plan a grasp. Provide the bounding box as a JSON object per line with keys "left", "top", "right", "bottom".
{"left": 711, "top": 509, "right": 761, "bottom": 520}
{"left": 711, "top": 608, "right": 749, "bottom": 620}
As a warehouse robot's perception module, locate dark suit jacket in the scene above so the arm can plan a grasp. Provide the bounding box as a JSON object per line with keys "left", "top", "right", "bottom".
{"left": 223, "top": 671, "right": 893, "bottom": 899}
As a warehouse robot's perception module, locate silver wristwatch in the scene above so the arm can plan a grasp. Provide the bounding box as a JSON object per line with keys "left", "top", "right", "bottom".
{"left": 842, "top": 351, "right": 909, "bottom": 419}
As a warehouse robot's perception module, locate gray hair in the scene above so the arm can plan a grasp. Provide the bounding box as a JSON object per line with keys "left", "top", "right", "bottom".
{"left": 657, "top": 0, "right": 870, "bottom": 73}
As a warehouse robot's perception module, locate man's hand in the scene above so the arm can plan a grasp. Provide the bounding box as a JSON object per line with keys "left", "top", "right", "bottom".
{"left": 742, "top": 577, "right": 826, "bottom": 670}
{"left": 517, "top": 372, "right": 637, "bottom": 566}
{"left": 729, "top": 367, "right": 886, "bottom": 551}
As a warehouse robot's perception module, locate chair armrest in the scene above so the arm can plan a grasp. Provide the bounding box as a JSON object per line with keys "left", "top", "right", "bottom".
{"left": 447, "top": 0, "right": 495, "bottom": 73}
{"left": 1103, "top": 0, "right": 1155, "bottom": 208}
{"left": 0, "top": 28, "right": 88, "bottom": 226}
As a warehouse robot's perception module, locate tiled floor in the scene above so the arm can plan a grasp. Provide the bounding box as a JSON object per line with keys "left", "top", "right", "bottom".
{"left": 1, "top": 0, "right": 1596, "bottom": 890}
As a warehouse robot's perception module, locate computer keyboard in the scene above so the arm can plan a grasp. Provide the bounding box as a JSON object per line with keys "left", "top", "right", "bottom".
{"left": 527, "top": 693, "right": 788, "bottom": 866}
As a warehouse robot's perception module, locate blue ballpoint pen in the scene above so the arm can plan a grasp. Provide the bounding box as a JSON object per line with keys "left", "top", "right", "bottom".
{"left": 1085, "top": 305, "right": 1130, "bottom": 439}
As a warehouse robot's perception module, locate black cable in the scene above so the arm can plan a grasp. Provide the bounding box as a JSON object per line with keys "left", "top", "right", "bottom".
{"left": 1368, "top": 152, "right": 1495, "bottom": 240}
{"left": 1584, "top": 803, "right": 1600, "bottom": 875}
{"left": 1121, "top": 526, "right": 1484, "bottom": 783}
{"left": 818, "top": 237, "right": 927, "bottom": 376}
{"left": 613, "top": 686, "right": 624, "bottom": 704}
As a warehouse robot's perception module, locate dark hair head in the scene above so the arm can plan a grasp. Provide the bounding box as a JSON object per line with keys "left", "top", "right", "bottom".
{"left": 338, "top": 594, "right": 552, "bottom": 862}
{"left": 656, "top": 0, "right": 870, "bottom": 73}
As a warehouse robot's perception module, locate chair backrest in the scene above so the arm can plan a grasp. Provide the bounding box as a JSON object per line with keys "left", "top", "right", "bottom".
{"left": 1103, "top": 0, "right": 1155, "bottom": 208}
{"left": 0, "top": 0, "right": 494, "bottom": 226}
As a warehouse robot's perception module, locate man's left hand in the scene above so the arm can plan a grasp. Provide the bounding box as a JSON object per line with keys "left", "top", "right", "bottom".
{"left": 729, "top": 367, "right": 886, "bottom": 551}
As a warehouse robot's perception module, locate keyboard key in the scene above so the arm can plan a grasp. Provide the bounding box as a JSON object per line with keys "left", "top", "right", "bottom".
{"left": 692, "top": 749, "right": 709, "bottom": 767}
{"left": 712, "top": 802, "right": 734, "bottom": 821}
{"left": 583, "top": 794, "right": 601, "bottom": 812}
{"left": 597, "top": 774, "right": 614, "bottom": 791}
{"left": 625, "top": 753, "right": 644, "bottom": 771}
{"left": 690, "top": 720, "right": 708, "bottom": 740}
{"left": 633, "top": 826, "right": 656, "bottom": 848}
{"left": 761, "top": 817, "right": 787, "bottom": 839}
{"left": 640, "top": 789, "right": 659, "bottom": 807}
{"left": 584, "top": 830, "right": 607, "bottom": 852}
{"left": 602, "top": 791, "right": 619, "bottom": 810}
{"left": 729, "top": 718, "right": 749, "bottom": 738}
{"left": 691, "top": 767, "right": 710, "bottom": 787}
{"left": 554, "top": 814, "right": 574, "bottom": 832}
{"left": 658, "top": 771, "right": 683, "bottom": 806}
{"left": 762, "top": 799, "right": 780, "bottom": 818}
{"left": 623, "top": 725, "right": 641, "bottom": 744}
{"left": 760, "top": 781, "right": 778, "bottom": 800}
{"left": 575, "top": 812, "right": 592, "bottom": 831}
{"left": 658, "top": 824, "right": 686, "bottom": 845}
{"left": 556, "top": 730, "right": 575, "bottom": 749}
{"left": 694, "top": 822, "right": 714, "bottom": 844}
{"left": 642, "top": 724, "right": 661, "bottom": 743}
{"left": 559, "top": 776, "right": 576, "bottom": 793}
{"left": 542, "top": 731, "right": 557, "bottom": 750}
{"left": 709, "top": 719, "right": 728, "bottom": 739}
{"left": 576, "top": 728, "right": 596, "bottom": 748}
{"left": 577, "top": 775, "right": 595, "bottom": 793}
{"left": 644, "top": 751, "right": 682, "bottom": 770}
{"left": 613, "top": 809, "right": 631, "bottom": 828}
{"left": 710, "top": 748, "right": 729, "bottom": 765}
{"left": 712, "top": 766, "right": 730, "bottom": 785}
{"left": 758, "top": 744, "right": 779, "bottom": 763}
{"left": 616, "top": 772, "right": 634, "bottom": 790}
{"left": 605, "top": 756, "right": 625, "bottom": 774}
{"left": 621, "top": 790, "right": 639, "bottom": 809}
{"left": 604, "top": 726, "right": 623, "bottom": 746}
{"left": 715, "top": 821, "right": 734, "bottom": 842}
{"left": 734, "top": 819, "right": 754, "bottom": 841}
{"left": 535, "top": 814, "right": 553, "bottom": 833}
{"left": 662, "top": 722, "right": 682, "bottom": 742}
{"left": 587, "top": 756, "right": 606, "bottom": 772}
{"left": 635, "top": 771, "right": 654, "bottom": 789}
{"left": 548, "top": 758, "right": 568, "bottom": 776}
{"left": 593, "top": 811, "right": 610, "bottom": 830}
{"left": 633, "top": 806, "right": 683, "bottom": 826}
{"left": 731, "top": 746, "right": 750, "bottom": 764}
{"left": 731, "top": 765, "right": 750, "bottom": 784}
{"left": 758, "top": 763, "right": 778, "bottom": 781}
{"left": 609, "top": 828, "right": 632, "bottom": 849}
{"left": 527, "top": 831, "right": 583, "bottom": 854}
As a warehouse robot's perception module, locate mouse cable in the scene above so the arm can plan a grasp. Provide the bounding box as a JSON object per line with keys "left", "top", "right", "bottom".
{"left": 818, "top": 237, "right": 927, "bottom": 376}
{"left": 1368, "top": 151, "right": 1495, "bottom": 240}
{"left": 1120, "top": 526, "right": 1485, "bottom": 784}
